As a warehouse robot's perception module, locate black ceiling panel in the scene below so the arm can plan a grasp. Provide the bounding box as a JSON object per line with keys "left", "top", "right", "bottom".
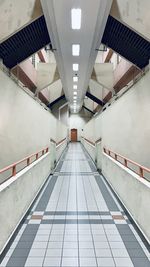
{"left": 102, "top": 15, "right": 150, "bottom": 69}
{"left": 0, "top": 15, "right": 51, "bottom": 69}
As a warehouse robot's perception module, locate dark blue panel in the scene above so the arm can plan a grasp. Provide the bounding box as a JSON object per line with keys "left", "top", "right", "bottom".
{"left": 102, "top": 16, "right": 150, "bottom": 69}
{"left": 0, "top": 15, "right": 51, "bottom": 69}
{"left": 86, "top": 92, "right": 105, "bottom": 106}
{"left": 83, "top": 105, "right": 95, "bottom": 114}
{"left": 47, "top": 95, "right": 66, "bottom": 108}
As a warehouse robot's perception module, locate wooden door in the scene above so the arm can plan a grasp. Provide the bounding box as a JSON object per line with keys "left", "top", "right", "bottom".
{"left": 71, "top": 129, "right": 77, "bottom": 142}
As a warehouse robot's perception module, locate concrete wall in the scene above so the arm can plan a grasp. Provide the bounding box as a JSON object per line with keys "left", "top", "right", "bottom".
{"left": 0, "top": 69, "right": 67, "bottom": 177}
{"left": 69, "top": 109, "right": 91, "bottom": 141}
{"left": 0, "top": 153, "right": 51, "bottom": 253}
{"left": 82, "top": 69, "right": 150, "bottom": 242}
{"left": 0, "top": 69, "right": 68, "bottom": 252}
{"left": 103, "top": 154, "right": 150, "bottom": 242}
{"left": 52, "top": 103, "right": 91, "bottom": 141}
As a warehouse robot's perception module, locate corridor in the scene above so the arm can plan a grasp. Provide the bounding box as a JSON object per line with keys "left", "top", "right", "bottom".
{"left": 0, "top": 144, "right": 150, "bottom": 267}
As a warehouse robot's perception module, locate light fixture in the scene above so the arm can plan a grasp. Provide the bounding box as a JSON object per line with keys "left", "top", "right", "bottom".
{"left": 73, "top": 92, "right": 77, "bottom": 95}
{"left": 73, "top": 96, "right": 77, "bottom": 99}
{"left": 71, "top": 9, "right": 81, "bottom": 30}
{"left": 73, "top": 64, "right": 79, "bottom": 71}
{"left": 73, "top": 85, "right": 77, "bottom": 89}
{"left": 72, "top": 44, "right": 80, "bottom": 56}
{"left": 73, "top": 76, "right": 78, "bottom": 82}
{"left": 73, "top": 101, "right": 77, "bottom": 103}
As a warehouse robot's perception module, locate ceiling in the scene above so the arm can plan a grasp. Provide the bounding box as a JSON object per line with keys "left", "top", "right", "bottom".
{"left": 41, "top": 0, "right": 112, "bottom": 113}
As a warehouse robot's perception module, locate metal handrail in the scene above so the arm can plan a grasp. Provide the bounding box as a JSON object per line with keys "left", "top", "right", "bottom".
{"left": 104, "top": 147, "right": 150, "bottom": 179}
{"left": 56, "top": 138, "right": 67, "bottom": 148}
{"left": 81, "top": 137, "right": 95, "bottom": 147}
{"left": 0, "top": 147, "right": 49, "bottom": 183}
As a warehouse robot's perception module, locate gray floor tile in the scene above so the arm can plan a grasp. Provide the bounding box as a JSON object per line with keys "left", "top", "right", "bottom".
{"left": 45, "top": 248, "right": 62, "bottom": 257}
{"left": 32, "top": 242, "right": 48, "bottom": 249}
{"left": 95, "top": 248, "right": 112, "bottom": 257}
{"left": 62, "top": 257, "right": 79, "bottom": 266}
{"left": 111, "top": 248, "right": 129, "bottom": 258}
{"left": 79, "top": 248, "right": 95, "bottom": 257}
{"left": 131, "top": 257, "right": 150, "bottom": 267}
{"left": 63, "top": 242, "right": 78, "bottom": 249}
{"left": 28, "top": 249, "right": 45, "bottom": 257}
{"left": 6, "top": 257, "right": 27, "bottom": 267}
{"left": 127, "top": 248, "right": 147, "bottom": 257}
{"left": 43, "top": 257, "right": 61, "bottom": 267}
{"left": 63, "top": 248, "right": 78, "bottom": 257}
{"left": 25, "top": 257, "right": 44, "bottom": 266}
{"left": 114, "top": 257, "right": 134, "bottom": 266}
{"left": 48, "top": 241, "right": 63, "bottom": 249}
{"left": 80, "top": 257, "right": 97, "bottom": 266}
{"left": 97, "top": 257, "right": 115, "bottom": 267}
{"left": 94, "top": 242, "right": 110, "bottom": 249}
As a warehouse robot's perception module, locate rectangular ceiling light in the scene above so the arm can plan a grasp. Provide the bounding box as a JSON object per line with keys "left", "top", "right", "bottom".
{"left": 73, "top": 96, "right": 77, "bottom": 99}
{"left": 73, "top": 76, "right": 78, "bottom": 82}
{"left": 73, "top": 100, "right": 77, "bottom": 103}
{"left": 73, "top": 64, "right": 79, "bottom": 71}
{"left": 71, "top": 9, "right": 81, "bottom": 30}
{"left": 73, "top": 91, "right": 77, "bottom": 95}
{"left": 72, "top": 44, "right": 80, "bottom": 56}
{"left": 73, "top": 85, "right": 77, "bottom": 89}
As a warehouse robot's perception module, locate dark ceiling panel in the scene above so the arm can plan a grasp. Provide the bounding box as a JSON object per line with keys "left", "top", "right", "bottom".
{"left": 47, "top": 95, "right": 66, "bottom": 109}
{"left": 102, "top": 15, "right": 150, "bottom": 69}
{"left": 0, "top": 15, "right": 51, "bottom": 69}
{"left": 86, "top": 92, "right": 105, "bottom": 106}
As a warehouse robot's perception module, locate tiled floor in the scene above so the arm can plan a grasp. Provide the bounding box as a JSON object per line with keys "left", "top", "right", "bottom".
{"left": 0, "top": 143, "right": 150, "bottom": 267}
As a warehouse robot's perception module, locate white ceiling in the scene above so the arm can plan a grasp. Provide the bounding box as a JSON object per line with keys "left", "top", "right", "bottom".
{"left": 41, "top": 0, "right": 112, "bottom": 113}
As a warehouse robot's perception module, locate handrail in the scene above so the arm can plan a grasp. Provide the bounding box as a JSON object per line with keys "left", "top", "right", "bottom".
{"left": 56, "top": 138, "right": 67, "bottom": 147}
{"left": 95, "top": 138, "right": 102, "bottom": 144}
{"left": 103, "top": 147, "right": 150, "bottom": 179}
{"left": 0, "top": 147, "right": 49, "bottom": 183}
{"left": 50, "top": 138, "right": 56, "bottom": 144}
{"left": 82, "top": 137, "right": 95, "bottom": 147}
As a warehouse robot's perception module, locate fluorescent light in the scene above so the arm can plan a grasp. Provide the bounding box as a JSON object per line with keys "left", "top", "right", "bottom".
{"left": 73, "top": 85, "right": 77, "bottom": 89}
{"left": 71, "top": 9, "right": 81, "bottom": 29}
{"left": 73, "top": 92, "right": 77, "bottom": 95}
{"left": 73, "top": 76, "right": 78, "bottom": 82}
{"left": 72, "top": 44, "right": 80, "bottom": 56}
{"left": 73, "top": 64, "right": 79, "bottom": 71}
{"left": 73, "top": 96, "right": 77, "bottom": 99}
{"left": 73, "top": 100, "right": 77, "bottom": 103}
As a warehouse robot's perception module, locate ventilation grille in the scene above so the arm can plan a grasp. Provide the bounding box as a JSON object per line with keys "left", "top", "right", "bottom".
{"left": 102, "top": 15, "right": 150, "bottom": 69}
{"left": 0, "top": 16, "right": 51, "bottom": 69}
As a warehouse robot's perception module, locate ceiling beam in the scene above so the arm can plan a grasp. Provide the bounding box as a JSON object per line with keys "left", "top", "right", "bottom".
{"left": 104, "top": 49, "right": 113, "bottom": 63}
{"left": 83, "top": 105, "right": 95, "bottom": 115}
{"left": 47, "top": 94, "right": 66, "bottom": 108}
{"left": 86, "top": 92, "right": 105, "bottom": 106}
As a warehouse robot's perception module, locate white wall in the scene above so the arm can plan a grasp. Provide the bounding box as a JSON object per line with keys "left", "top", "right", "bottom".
{"left": 103, "top": 154, "right": 150, "bottom": 242}
{"left": 69, "top": 111, "right": 91, "bottom": 141}
{"left": 0, "top": 69, "right": 67, "bottom": 177}
{"left": 82, "top": 69, "right": 150, "bottom": 241}
{"left": 83, "top": 69, "right": 150, "bottom": 171}
{"left": 0, "top": 69, "right": 68, "bottom": 252}
{"left": 0, "top": 153, "right": 51, "bottom": 253}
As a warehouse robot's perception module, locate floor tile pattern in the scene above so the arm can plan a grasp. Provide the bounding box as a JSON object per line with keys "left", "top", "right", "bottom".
{"left": 0, "top": 143, "right": 149, "bottom": 267}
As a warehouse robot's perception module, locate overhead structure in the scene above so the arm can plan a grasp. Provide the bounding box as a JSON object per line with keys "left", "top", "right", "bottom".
{"left": 0, "top": 16, "right": 51, "bottom": 69}
{"left": 86, "top": 92, "right": 105, "bottom": 107}
{"left": 36, "top": 62, "right": 59, "bottom": 93}
{"left": 41, "top": 0, "right": 112, "bottom": 113}
{"left": 102, "top": 15, "right": 150, "bottom": 69}
{"left": 92, "top": 63, "right": 114, "bottom": 91}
